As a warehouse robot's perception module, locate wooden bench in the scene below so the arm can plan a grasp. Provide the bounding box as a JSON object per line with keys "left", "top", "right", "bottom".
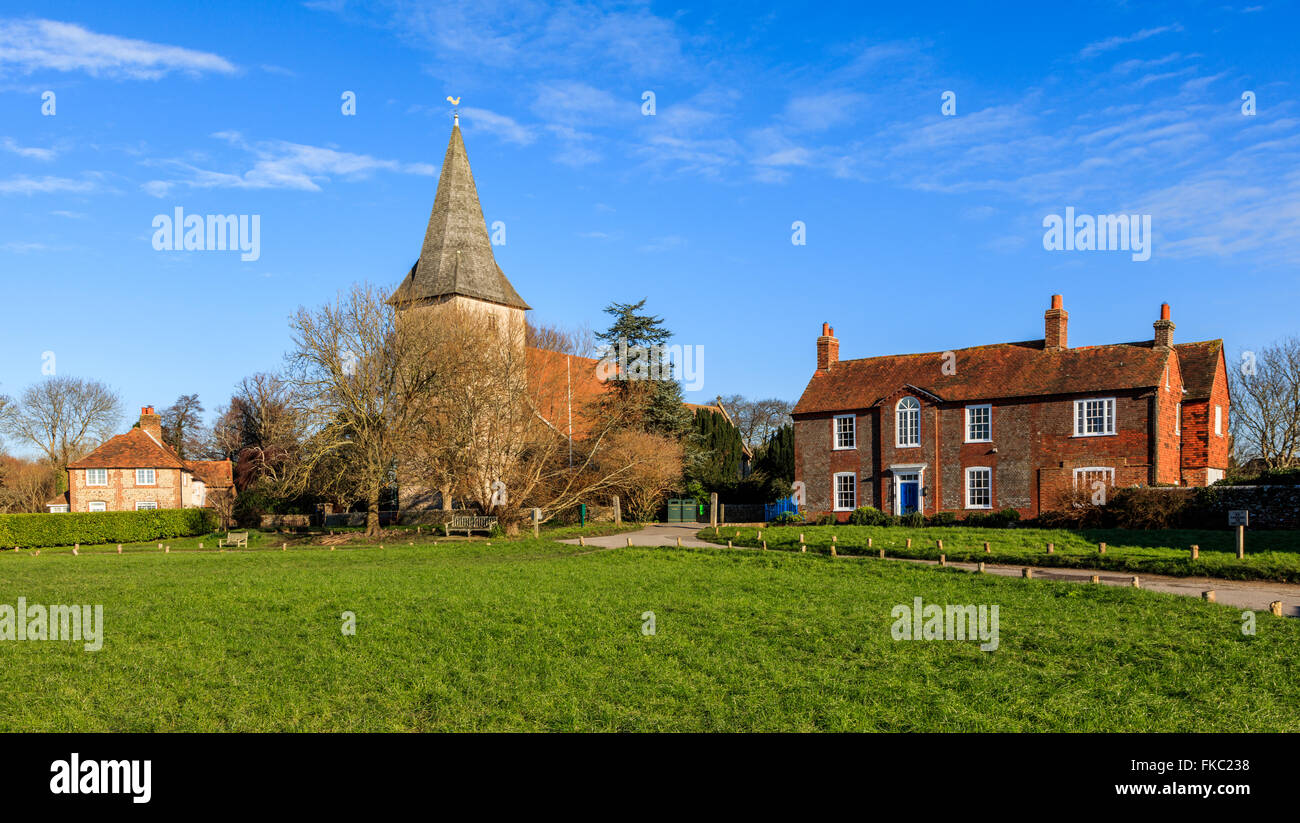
{"left": 218, "top": 531, "right": 249, "bottom": 549}
{"left": 445, "top": 515, "right": 498, "bottom": 537}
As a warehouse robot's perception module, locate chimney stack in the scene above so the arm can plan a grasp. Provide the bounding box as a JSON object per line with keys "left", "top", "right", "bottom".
{"left": 1044, "top": 294, "right": 1068, "bottom": 351}
{"left": 1153, "top": 303, "right": 1174, "bottom": 348}
{"left": 817, "top": 322, "right": 839, "bottom": 371}
{"left": 139, "top": 406, "right": 163, "bottom": 443}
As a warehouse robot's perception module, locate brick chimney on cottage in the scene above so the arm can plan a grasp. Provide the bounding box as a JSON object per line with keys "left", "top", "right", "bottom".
{"left": 817, "top": 322, "right": 839, "bottom": 371}
{"left": 1153, "top": 303, "right": 1175, "bottom": 349}
{"left": 139, "top": 405, "right": 163, "bottom": 443}
{"left": 1044, "top": 294, "right": 1068, "bottom": 351}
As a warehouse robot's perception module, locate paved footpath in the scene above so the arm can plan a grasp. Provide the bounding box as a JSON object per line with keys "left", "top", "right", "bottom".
{"left": 562, "top": 524, "right": 1300, "bottom": 617}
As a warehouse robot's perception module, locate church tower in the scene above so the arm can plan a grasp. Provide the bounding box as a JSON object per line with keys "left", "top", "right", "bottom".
{"left": 390, "top": 114, "right": 530, "bottom": 344}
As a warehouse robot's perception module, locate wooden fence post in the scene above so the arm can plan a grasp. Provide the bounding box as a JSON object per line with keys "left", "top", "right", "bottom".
{"left": 1047, "top": 543, "right": 1054, "bottom": 554}
{"left": 613, "top": 495, "right": 621, "bottom": 525}
{"left": 1236, "top": 525, "right": 1245, "bottom": 559}
{"left": 1098, "top": 542, "right": 1107, "bottom": 555}
{"left": 1022, "top": 568, "right": 1033, "bottom": 579}
{"left": 710, "top": 493, "right": 718, "bottom": 529}
{"left": 1202, "top": 590, "right": 1216, "bottom": 602}
{"left": 1190, "top": 544, "right": 1199, "bottom": 560}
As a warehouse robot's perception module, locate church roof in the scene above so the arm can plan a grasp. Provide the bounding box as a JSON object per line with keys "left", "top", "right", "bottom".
{"left": 390, "top": 118, "right": 530, "bottom": 311}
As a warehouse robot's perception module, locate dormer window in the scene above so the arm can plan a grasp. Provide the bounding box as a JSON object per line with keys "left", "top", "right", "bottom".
{"left": 896, "top": 397, "right": 920, "bottom": 448}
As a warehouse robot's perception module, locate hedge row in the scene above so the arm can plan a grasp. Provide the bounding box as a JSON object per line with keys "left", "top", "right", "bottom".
{"left": 0, "top": 508, "right": 216, "bottom": 548}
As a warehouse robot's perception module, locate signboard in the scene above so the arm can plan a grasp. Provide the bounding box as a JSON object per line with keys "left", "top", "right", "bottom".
{"left": 1228, "top": 510, "right": 1249, "bottom": 527}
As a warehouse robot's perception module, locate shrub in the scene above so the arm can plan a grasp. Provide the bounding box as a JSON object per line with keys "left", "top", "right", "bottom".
{"left": 811, "top": 513, "right": 836, "bottom": 526}
{"left": 926, "top": 511, "right": 957, "bottom": 527}
{"left": 767, "top": 512, "right": 803, "bottom": 527}
{"left": 994, "top": 507, "right": 1021, "bottom": 527}
{"left": 900, "top": 511, "right": 925, "bottom": 528}
{"left": 0, "top": 508, "right": 217, "bottom": 548}
{"left": 848, "top": 506, "right": 895, "bottom": 526}
{"left": 1104, "top": 486, "right": 1189, "bottom": 529}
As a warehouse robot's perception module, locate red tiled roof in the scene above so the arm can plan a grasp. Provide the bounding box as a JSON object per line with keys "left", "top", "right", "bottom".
{"left": 67, "top": 427, "right": 188, "bottom": 469}
{"left": 527, "top": 347, "right": 609, "bottom": 438}
{"left": 187, "top": 460, "right": 234, "bottom": 489}
{"left": 1174, "top": 340, "right": 1224, "bottom": 400}
{"left": 793, "top": 338, "right": 1195, "bottom": 415}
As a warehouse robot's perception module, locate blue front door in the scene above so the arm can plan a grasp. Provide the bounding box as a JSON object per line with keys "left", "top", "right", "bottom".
{"left": 901, "top": 481, "right": 919, "bottom": 514}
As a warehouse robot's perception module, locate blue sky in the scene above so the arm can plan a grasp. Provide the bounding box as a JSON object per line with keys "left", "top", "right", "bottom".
{"left": 1, "top": 0, "right": 1297, "bottom": 453}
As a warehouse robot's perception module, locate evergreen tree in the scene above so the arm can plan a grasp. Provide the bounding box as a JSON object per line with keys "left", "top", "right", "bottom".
{"left": 685, "top": 408, "right": 743, "bottom": 488}
{"left": 596, "top": 299, "right": 691, "bottom": 439}
{"left": 756, "top": 423, "right": 794, "bottom": 485}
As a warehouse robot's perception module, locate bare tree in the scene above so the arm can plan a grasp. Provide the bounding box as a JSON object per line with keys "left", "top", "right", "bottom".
{"left": 161, "top": 393, "right": 205, "bottom": 459}
{"left": 719, "top": 395, "right": 793, "bottom": 449}
{"left": 1, "top": 377, "right": 123, "bottom": 487}
{"left": 0, "top": 454, "right": 58, "bottom": 512}
{"left": 527, "top": 318, "right": 597, "bottom": 358}
{"left": 402, "top": 305, "right": 679, "bottom": 533}
{"left": 1230, "top": 338, "right": 1300, "bottom": 469}
{"left": 286, "top": 283, "right": 442, "bottom": 537}
{"left": 219, "top": 374, "right": 307, "bottom": 491}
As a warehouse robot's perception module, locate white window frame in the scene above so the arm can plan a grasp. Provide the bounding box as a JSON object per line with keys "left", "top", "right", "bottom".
{"left": 135, "top": 501, "right": 158, "bottom": 511}
{"left": 49, "top": 504, "right": 69, "bottom": 513}
{"left": 1073, "top": 398, "right": 1116, "bottom": 437}
{"left": 833, "top": 414, "right": 856, "bottom": 450}
{"left": 88, "top": 501, "right": 107, "bottom": 512}
{"left": 136, "top": 468, "right": 156, "bottom": 486}
{"left": 85, "top": 468, "right": 107, "bottom": 486}
{"left": 832, "top": 472, "right": 856, "bottom": 512}
{"left": 896, "top": 397, "right": 921, "bottom": 448}
{"left": 1072, "top": 467, "right": 1115, "bottom": 489}
{"left": 1174, "top": 402, "right": 1181, "bottom": 436}
{"left": 1214, "top": 405, "right": 1223, "bottom": 436}
{"left": 965, "top": 467, "right": 992, "bottom": 510}
{"left": 964, "top": 404, "right": 992, "bottom": 443}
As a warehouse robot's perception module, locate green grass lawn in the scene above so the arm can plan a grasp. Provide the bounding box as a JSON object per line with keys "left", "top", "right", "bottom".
{"left": 701, "top": 525, "right": 1300, "bottom": 583}
{"left": 1, "top": 538, "right": 1296, "bottom": 731}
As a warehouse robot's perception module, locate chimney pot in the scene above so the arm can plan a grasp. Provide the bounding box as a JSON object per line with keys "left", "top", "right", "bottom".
{"left": 1154, "top": 303, "right": 1175, "bottom": 348}
{"left": 1050, "top": 294, "right": 1062, "bottom": 309}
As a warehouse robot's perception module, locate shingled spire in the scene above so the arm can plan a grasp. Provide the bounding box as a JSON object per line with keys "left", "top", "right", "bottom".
{"left": 390, "top": 118, "right": 530, "bottom": 310}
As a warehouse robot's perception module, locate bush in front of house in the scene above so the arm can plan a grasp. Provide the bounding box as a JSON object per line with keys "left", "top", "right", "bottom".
{"left": 849, "top": 506, "right": 896, "bottom": 526}
{"left": 767, "top": 512, "right": 803, "bottom": 526}
{"left": 0, "top": 508, "right": 216, "bottom": 548}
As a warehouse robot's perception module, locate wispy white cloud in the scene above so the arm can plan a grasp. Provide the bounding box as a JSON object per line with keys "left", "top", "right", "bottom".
{"left": 1079, "top": 24, "right": 1184, "bottom": 59}
{"left": 0, "top": 175, "right": 95, "bottom": 195}
{"left": 142, "top": 131, "right": 433, "bottom": 195}
{"left": 0, "top": 19, "right": 237, "bottom": 79}
{"left": 461, "top": 106, "right": 535, "bottom": 145}
{"left": 1, "top": 137, "right": 56, "bottom": 161}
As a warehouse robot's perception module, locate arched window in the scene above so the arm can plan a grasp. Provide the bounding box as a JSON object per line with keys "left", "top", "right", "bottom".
{"left": 896, "top": 397, "right": 920, "bottom": 447}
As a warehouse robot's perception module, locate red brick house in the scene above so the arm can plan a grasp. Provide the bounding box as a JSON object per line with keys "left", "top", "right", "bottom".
{"left": 48, "top": 406, "right": 234, "bottom": 513}
{"left": 792, "top": 296, "right": 1230, "bottom": 520}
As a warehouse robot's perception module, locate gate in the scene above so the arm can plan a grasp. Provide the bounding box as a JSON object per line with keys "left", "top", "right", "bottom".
{"left": 666, "top": 498, "right": 700, "bottom": 523}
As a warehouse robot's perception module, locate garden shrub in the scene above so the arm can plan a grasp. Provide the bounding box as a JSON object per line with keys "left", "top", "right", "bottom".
{"left": 768, "top": 512, "right": 803, "bottom": 527}
{"left": 900, "top": 511, "right": 925, "bottom": 528}
{"left": 849, "top": 506, "right": 895, "bottom": 526}
{"left": 926, "top": 511, "right": 957, "bottom": 527}
{"left": 0, "top": 508, "right": 216, "bottom": 549}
